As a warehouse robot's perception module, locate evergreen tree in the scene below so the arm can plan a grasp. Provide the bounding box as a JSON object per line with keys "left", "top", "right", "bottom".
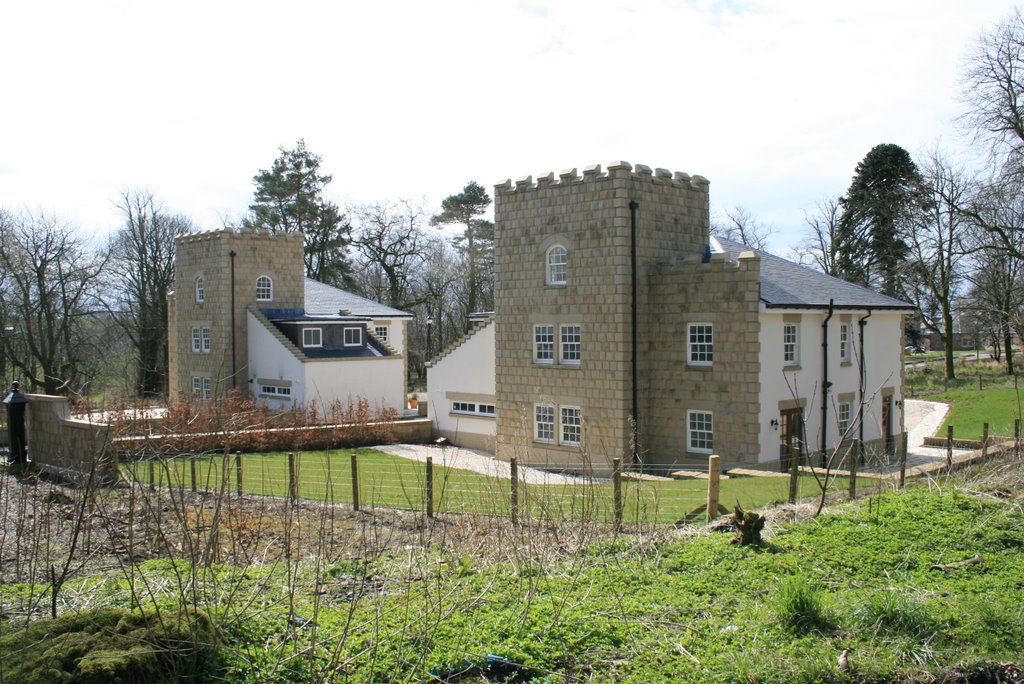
{"left": 431, "top": 181, "right": 493, "bottom": 318}
{"left": 837, "top": 144, "right": 925, "bottom": 296}
{"left": 243, "top": 139, "right": 353, "bottom": 287}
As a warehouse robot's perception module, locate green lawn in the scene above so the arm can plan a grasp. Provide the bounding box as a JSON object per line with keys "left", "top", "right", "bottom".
{"left": 123, "top": 449, "right": 877, "bottom": 524}
{"left": 905, "top": 359, "right": 1024, "bottom": 438}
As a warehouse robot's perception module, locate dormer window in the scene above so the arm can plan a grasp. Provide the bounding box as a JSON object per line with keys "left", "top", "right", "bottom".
{"left": 546, "top": 245, "right": 567, "bottom": 285}
{"left": 195, "top": 276, "right": 205, "bottom": 303}
{"left": 344, "top": 327, "right": 362, "bottom": 346}
{"left": 256, "top": 275, "right": 273, "bottom": 302}
{"left": 302, "top": 328, "right": 322, "bottom": 348}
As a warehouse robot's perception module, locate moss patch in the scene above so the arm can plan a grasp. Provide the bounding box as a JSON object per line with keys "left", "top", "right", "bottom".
{"left": 0, "top": 607, "right": 219, "bottom": 684}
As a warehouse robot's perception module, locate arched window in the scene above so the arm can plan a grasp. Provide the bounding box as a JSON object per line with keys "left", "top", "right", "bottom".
{"left": 195, "top": 276, "right": 205, "bottom": 303}
{"left": 256, "top": 275, "right": 273, "bottom": 301}
{"left": 546, "top": 245, "right": 567, "bottom": 285}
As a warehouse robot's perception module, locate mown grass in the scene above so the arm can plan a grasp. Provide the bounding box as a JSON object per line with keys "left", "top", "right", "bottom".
{"left": 123, "top": 449, "right": 876, "bottom": 524}
{"left": 9, "top": 470, "right": 1020, "bottom": 682}
{"left": 906, "top": 357, "right": 1024, "bottom": 437}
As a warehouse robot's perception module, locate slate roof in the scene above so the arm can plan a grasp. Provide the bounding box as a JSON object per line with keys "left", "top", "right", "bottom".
{"left": 713, "top": 237, "right": 915, "bottom": 310}
{"left": 303, "top": 278, "right": 412, "bottom": 318}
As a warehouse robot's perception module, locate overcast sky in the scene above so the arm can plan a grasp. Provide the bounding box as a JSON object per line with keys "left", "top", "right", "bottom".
{"left": 1, "top": 0, "right": 1016, "bottom": 252}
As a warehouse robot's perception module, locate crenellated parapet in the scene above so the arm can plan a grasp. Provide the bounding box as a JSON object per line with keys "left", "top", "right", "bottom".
{"left": 494, "top": 161, "right": 710, "bottom": 196}
{"left": 176, "top": 228, "right": 305, "bottom": 245}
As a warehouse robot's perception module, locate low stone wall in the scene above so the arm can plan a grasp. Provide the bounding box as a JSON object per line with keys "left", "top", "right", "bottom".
{"left": 26, "top": 394, "right": 118, "bottom": 485}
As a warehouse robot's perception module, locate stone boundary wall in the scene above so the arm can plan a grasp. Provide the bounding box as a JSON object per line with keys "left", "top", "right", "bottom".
{"left": 26, "top": 394, "right": 118, "bottom": 485}
{"left": 115, "top": 417, "right": 433, "bottom": 455}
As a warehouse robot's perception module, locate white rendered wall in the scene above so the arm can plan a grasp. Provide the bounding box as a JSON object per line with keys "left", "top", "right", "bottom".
{"left": 247, "top": 311, "right": 306, "bottom": 408}
{"left": 426, "top": 321, "right": 496, "bottom": 449}
{"left": 371, "top": 319, "right": 406, "bottom": 355}
{"left": 303, "top": 356, "right": 405, "bottom": 414}
{"left": 249, "top": 311, "right": 406, "bottom": 413}
{"left": 757, "top": 309, "right": 905, "bottom": 465}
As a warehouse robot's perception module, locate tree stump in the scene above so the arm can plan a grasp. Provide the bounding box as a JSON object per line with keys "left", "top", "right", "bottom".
{"left": 731, "top": 504, "right": 765, "bottom": 545}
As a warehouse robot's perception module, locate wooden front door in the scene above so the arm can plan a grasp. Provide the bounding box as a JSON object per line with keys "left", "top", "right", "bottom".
{"left": 779, "top": 408, "right": 803, "bottom": 473}
{"left": 882, "top": 396, "right": 893, "bottom": 456}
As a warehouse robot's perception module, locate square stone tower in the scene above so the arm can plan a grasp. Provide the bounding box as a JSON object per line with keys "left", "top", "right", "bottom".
{"left": 168, "top": 230, "right": 305, "bottom": 399}
{"left": 492, "top": 162, "right": 710, "bottom": 473}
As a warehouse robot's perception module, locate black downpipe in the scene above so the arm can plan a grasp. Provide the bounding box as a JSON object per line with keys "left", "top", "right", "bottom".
{"left": 629, "top": 200, "right": 640, "bottom": 466}
{"left": 857, "top": 309, "right": 873, "bottom": 465}
{"left": 820, "top": 299, "right": 834, "bottom": 467}
{"left": 230, "top": 250, "right": 237, "bottom": 390}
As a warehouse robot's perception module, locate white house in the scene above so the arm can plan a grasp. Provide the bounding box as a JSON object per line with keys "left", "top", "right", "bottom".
{"left": 426, "top": 162, "right": 914, "bottom": 474}
{"left": 168, "top": 229, "right": 412, "bottom": 414}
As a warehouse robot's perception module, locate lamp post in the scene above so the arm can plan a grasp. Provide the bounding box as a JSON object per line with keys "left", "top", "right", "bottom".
{"left": 426, "top": 316, "right": 434, "bottom": 359}
{"left": 4, "top": 381, "right": 28, "bottom": 466}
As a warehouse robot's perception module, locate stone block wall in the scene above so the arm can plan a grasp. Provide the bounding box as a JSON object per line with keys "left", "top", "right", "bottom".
{"left": 493, "top": 162, "right": 710, "bottom": 474}
{"left": 27, "top": 394, "right": 118, "bottom": 484}
{"left": 170, "top": 230, "right": 304, "bottom": 399}
{"left": 643, "top": 251, "right": 762, "bottom": 467}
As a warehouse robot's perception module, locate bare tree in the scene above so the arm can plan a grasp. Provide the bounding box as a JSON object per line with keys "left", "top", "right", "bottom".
{"left": 964, "top": 236, "right": 1024, "bottom": 374}
{"left": 0, "top": 210, "right": 107, "bottom": 394}
{"left": 798, "top": 198, "right": 843, "bottom": 275}
{"left": 901, "top": 150, "right": 971, "bottom": 380}
{"left": 107, "top": 189, "right": 194, "bottom": 397}
{"left": 711, "top": 205, "right": 774, "bottom": 250}
{"left": 959, "top": 8, "right": 1024, "bottom": 172}
{"left": 350, "top": 200, "right": 428, "bottom": 310}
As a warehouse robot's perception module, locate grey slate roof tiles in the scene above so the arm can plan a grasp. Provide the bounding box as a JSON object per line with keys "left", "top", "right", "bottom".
{"left": 713, "top": 237, "right": 915, "bottom": 310}
{"left": 303, "top": 278, "right": 412, "bottom": 318}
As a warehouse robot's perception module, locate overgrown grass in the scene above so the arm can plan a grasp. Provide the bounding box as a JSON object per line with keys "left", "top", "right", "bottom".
{"left": 5, "top": 457, "right": 1024, "bottom": 682}
{"left": 122, "top": 449, "right": 876, "bottom": 524}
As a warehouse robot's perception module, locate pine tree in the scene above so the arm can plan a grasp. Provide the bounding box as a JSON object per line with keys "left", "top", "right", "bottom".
{"left": 431, "top": 181, "right": 493, "bottom": 319}
{"left": 243, "top": 139, "right": 353, "bottom": 287}
{"left": 837, "top": 144, "right": 925, "bottom": 296}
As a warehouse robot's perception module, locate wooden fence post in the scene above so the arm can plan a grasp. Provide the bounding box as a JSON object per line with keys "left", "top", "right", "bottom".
{"left": 189, "top": 456, "right": 197, "bottom": 493}
{"left": 350, "top": 452, "right": 360, "bottom": 512}
{"left": 706, "top": 455, "right": 721, "bottom": 523}
{"left": 898, "top": 431, "right": 907, "bottom": 489}
{"left": 946, "top": 425, "right": 954, "bottom": 470}
{"left": 510, "top": 457, "right": 519, "bottom": 525}
{"left": 848, "top": 441, "right": 858, "bottom": 499}
{"left": 612, "top": 457, "right": 623, "bottom": 530}
{"left": 982, "top": 422, "right": 989, "bottom": 462}
{"left": 235, "top": 451, "right": 243, "bottom": 497}
{"left": 148, "top": 459, "right": 155, "bottom": 492}
{"left": 425, "top": 456, "right": 434, "bottom": 519}
{"left": 1015, "top": 418, "right": 1021, "bottom": 460}
{"left": 288, "top": 452, "right": 298, "bottom": 502}
{"left": 787, "top": 451, "right": 799, "bottom": 504}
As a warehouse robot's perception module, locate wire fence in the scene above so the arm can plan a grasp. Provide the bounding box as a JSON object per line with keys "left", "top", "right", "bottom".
{"left": 121, "top": 448, "right": 894, "bottom": 527}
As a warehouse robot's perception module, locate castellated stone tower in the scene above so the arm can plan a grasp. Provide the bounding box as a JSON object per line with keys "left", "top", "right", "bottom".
{"left": 493, "top": 162, "right": 715, "bottom": 472}
{"left": 168, "top": 230, "right": 304, "bottom": 399}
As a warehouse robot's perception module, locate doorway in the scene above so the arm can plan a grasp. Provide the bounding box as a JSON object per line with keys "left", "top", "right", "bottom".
{"left": 779, "top": 408, "right": 803, "bottom": 472}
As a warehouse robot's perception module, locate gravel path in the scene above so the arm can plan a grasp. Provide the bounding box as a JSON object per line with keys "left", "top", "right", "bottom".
{"left": 374, "top": 399, "right": 966, "bottom": 481}
{"left": 369, "top": 443, "right": 586, "bottom": 484}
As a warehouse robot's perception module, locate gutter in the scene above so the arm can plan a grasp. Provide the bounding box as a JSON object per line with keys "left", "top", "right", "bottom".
{"left": 821, "top": 299, "right": 834, "bottom": 467}
{"left": 857, "top": 309, "right": 873, "bottom": 466}
{"left": 629, "top": 200, "right": 640, "bottom": 467}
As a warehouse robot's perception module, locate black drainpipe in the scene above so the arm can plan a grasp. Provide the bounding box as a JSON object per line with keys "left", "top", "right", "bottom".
{"left": 629, "top": 200, "right": 640, "bottom": 466}
{"left": 857, "top": 309, "right": 873, "bottom": 465}
{"left": 230, "top": 250, "right": 238, "bottom": 390}
{"left": 821, "top": 299, "right": 834, "bottom": 468}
